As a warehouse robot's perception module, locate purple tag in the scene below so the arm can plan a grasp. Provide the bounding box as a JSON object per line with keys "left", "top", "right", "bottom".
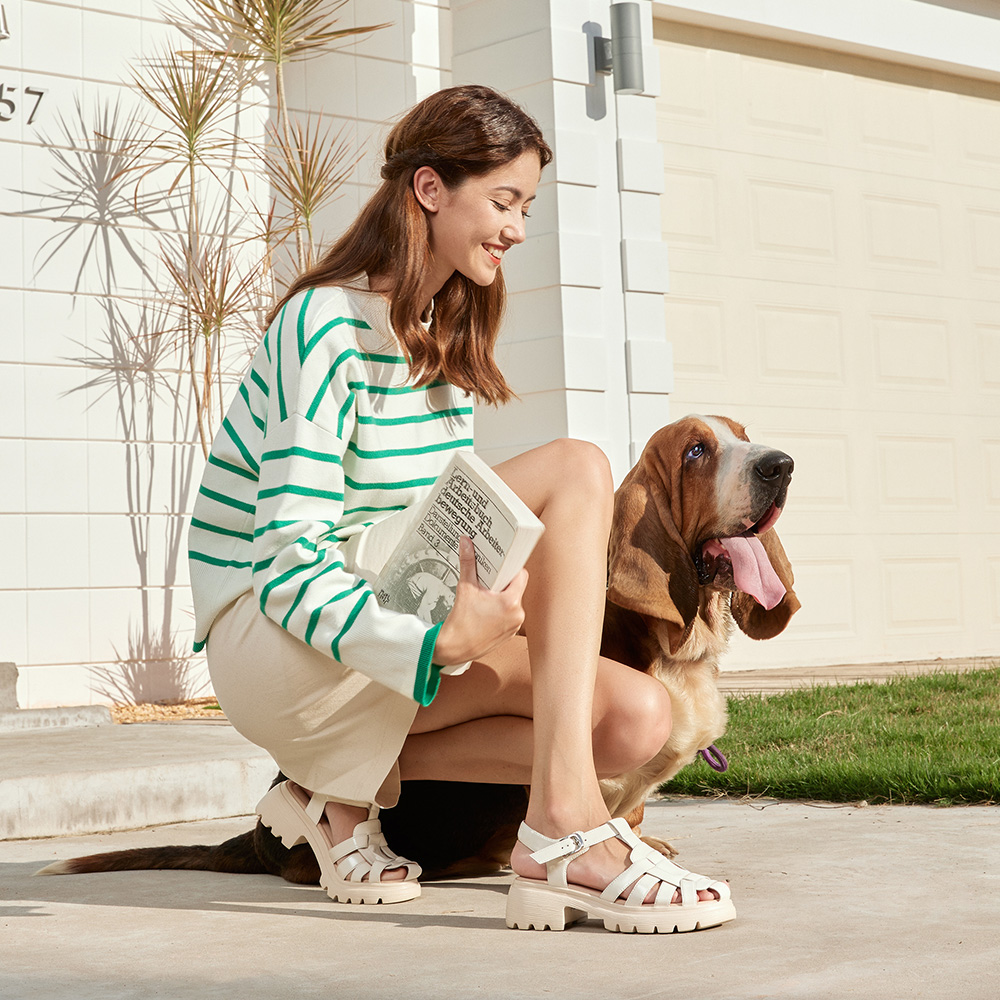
{"left": 699, "top": 744, "right": 729, "bottom": 772}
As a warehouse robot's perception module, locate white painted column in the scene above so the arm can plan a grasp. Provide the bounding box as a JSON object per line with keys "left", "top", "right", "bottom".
{"left": 452, "top": 0, "right": 672, "bottom": 483}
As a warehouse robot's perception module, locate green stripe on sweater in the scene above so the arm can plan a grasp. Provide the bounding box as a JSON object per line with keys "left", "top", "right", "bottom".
{"left": 276, "top": 298, "right": 294, "bottom": 421}
{"left": 199, "top": 486, "right": 255, "bottom": 514}
{"left": 346, "top": 438, "right": 473, "bottom": 460}
{"left": 239, "top": 384, "right": 266, "bottom": 432}
{"left": 346, "top": 379, "right": 446, "bottom": 396}
{"left": 258, "top": 484, "right": 344, "bottom": 503}
{"left": 413, "top": 622, "right": 445, "bottom": 706}
{"left": 303, "top": 315, "right": 371, "bottom": 361}
{"left": 344, "top": 473, "right": 438, "bottom": 491}
{"left": 343, "top": 503, "right": 408, "bottom": 516}
{"left": 257, "top": 549, "right": 325, "bottom": 612}
{"left": 331, "top": 588, "right": 374, "bottom": 661}
{"left": 208, "top": 454, "right": 258, "bottom": 482}
{"left": 253, "top": 518, "right": 338, "bottom": 539}
{"left": 222, "top": 417, "right": 260, "bottom": 475}
{"left": 303, "top": 572, "right": 364, "bottom": 645}
{"left": 357, "top": 406, "right": 473, "bottom": 427}
{"left": 295, "top": 287, "right": 316, "bottom": 364}
{"left": 305, "top": 348, "right": 407, "bottom": 422}
{"left": 190, "top": 518, "right": 253, "bottom": 542}
{"left": 281, "top": 556, "right": 345, "bottom": 630}
{"left": 190, "top": 551, "right": 253, "bottom": 570}
{"left": 250, "top": 367, "right": 269, "bottom": 398}
{"left": 261, "top": 446, "right": 342, "bottom": 466}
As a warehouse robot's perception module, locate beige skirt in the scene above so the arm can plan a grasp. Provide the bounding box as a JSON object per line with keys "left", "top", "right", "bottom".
{"left": 206, "top": 508, "right": 421, "bottom": 808}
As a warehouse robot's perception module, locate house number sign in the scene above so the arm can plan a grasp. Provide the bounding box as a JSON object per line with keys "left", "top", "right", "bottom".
{"left": 0, "top": 4, "right": 47, "bottom": 125}
{"left": 0, "top": 84, "right": 46, "bottom": 124}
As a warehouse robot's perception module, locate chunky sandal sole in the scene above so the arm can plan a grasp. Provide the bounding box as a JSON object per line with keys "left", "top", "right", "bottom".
{"left": 256, "top": 784, "right": 420, "bottom": 905}
{"left": 505, "top": 877, "right": 736, "bottom": 933}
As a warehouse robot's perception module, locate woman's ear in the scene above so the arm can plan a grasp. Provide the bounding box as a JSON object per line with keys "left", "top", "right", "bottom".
{"left": 412, "top": 166, "right": 444, "bottom": 213}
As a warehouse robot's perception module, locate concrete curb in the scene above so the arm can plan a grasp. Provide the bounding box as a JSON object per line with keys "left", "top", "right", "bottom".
{"left": 0, "top": 724, "right": 274, "bottom": 841}
{"left": 1, "top": 756, "right": 275, "bottom": 840}
{"left": 0, "top": 706, "right": 113, "bottom": 733}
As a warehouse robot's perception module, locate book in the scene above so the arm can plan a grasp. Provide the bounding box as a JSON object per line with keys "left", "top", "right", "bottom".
{"left": 373, "top": 451, "right": 545, "bottom": 625}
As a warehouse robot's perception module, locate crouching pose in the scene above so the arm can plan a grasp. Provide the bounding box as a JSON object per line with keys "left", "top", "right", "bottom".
{"left": 189, "top": 85, "right": 734, "bottom": 933}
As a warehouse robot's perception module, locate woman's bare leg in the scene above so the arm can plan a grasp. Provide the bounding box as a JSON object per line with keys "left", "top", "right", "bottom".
{"left": 402, "top": 638, "right": 673, "bottom": 783}
{"left": 403, "top": 440, "right": 706, "bottom": 902}
{"left": 491, "top": 442, "right": 619, "bottom": 841}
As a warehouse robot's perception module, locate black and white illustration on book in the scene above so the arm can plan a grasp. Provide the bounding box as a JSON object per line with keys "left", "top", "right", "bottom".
{"left": 374, "top": 452, "right": 544, "bottom": 625}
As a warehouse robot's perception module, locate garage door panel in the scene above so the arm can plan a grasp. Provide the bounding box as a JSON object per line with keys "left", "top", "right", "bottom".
{"left": 853, "top": 75, "right": 935, "bottom": 156}
{"left": 657, "top": 20, "right": 1000, "bottom": 668}
{"left": 740, "top": 55, "right": 830, "bottom": 142}
{"left": 975, "top": 323, "right": 1000, "bottom": 390}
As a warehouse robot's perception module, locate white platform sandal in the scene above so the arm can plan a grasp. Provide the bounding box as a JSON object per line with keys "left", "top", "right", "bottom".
{"left": 256, "top": 781, "right": 421, "bottom": 904}
{"left": 505, "top": 818, "right": 736, "bottom": 933}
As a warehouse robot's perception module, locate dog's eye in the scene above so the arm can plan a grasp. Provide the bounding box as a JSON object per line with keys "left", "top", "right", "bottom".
{"left": 685, "top": 442, "right": 705, "bottom": 461}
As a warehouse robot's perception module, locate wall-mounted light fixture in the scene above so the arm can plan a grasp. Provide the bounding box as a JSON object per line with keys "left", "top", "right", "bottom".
{"left": 593, "top": 2, "right": 644, "bottom": 95}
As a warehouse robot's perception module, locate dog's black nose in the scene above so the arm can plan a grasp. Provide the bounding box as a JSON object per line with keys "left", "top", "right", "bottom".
{"left": 754, "top": 451, "right": 793, "bottom": 484}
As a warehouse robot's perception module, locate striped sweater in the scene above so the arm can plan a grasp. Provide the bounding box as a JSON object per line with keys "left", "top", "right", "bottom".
{"left": 188, "top": 282, "right": 474, "bottom": 705}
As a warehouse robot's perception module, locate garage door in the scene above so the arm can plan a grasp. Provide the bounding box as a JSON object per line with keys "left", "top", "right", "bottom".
{"left": 655, "top": 21, "right": 1000, "bottom": 670}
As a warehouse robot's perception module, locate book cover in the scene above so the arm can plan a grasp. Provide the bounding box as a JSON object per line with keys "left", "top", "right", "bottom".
{"left": 374, "top": 451, "right": 544, "bottom": 624}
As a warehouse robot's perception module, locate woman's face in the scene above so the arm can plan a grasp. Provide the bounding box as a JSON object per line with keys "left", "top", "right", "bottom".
{"left": 418, "top": 150, "right": 542, "bottom": 288}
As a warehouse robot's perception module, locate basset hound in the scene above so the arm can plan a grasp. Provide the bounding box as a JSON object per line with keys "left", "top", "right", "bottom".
{"left": 36, "top": 415, "right": 798, "bottom": 882}
{"left": 598, "top": 414, "right": 798, "bottom": 845}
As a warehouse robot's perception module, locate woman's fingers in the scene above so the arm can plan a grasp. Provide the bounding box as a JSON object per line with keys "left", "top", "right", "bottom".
{"left": 457, "top": 535, "right": 482, "bottom": 587}
{"left": 432, "top": 541, "right": 527, "bottom": 666}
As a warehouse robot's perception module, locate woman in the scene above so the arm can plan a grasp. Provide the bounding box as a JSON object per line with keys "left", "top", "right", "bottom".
{"left": 189, "top": 85, "right": 733, "bottom": 933}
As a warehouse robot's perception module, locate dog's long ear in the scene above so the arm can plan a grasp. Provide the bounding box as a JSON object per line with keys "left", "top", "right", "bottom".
{"left": 731, "top": 528, "right": 801, "bottom": 640}
{"left": 607, "top": 481, "right": 700, "bottom": 654}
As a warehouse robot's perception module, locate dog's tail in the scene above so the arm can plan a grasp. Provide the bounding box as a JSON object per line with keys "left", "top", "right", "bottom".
{"left": 34, "top": 830, "right": 267, "bottom": 877}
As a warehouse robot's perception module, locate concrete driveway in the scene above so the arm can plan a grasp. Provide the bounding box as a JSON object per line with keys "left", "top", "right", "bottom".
{"left": 2, "top": 797, "right": 996, "bottom": 1000}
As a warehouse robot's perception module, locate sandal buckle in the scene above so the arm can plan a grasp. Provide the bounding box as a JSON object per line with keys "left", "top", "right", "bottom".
{"left": 566, "top": 830, "right": 586, "bottom": 855}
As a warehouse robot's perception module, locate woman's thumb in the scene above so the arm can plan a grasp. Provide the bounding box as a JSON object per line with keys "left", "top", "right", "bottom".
{"left": 458, "top": 535, "right": 480, "bottom": 585}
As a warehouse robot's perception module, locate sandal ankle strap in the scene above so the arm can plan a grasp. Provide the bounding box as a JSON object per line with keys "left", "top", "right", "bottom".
{"left": 519, "top": 819, "right": 634, "bottom": 889}
{"left": 519, "top": 819, "right": 628, "bottom": 866}
{"left": 304, "top": 793, "right": 327, "bottom": 824}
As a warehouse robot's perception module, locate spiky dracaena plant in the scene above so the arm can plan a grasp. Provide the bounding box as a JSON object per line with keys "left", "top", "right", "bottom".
{"left": 120, "top": 46, "right": 253, "bottom": 455}
{"left": 117, "top": 2, "right": 387, "bottom": 454}
{"left": 168, "top": 0, "right": 388, "bottom": 271}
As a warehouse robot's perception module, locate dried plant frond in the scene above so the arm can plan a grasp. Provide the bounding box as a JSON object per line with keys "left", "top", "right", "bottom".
{"left": 160, "top": 234, "right": 264, "bottom": 451}
{"left": 167, "top": 0, "right": 391, "bottom": 66}
{"left": 122, "top": 46, "right": 245, "bottom": 197}
{"left": 265, "top": 113, "right": 356, "bottom": 268}
{"left": 162, "top": 236, "right": 261, "bottom": 341}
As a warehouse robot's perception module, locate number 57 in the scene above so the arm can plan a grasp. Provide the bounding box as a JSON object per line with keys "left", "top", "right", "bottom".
{"left": 0, "top": 85, "right": 46, "bottom": 124}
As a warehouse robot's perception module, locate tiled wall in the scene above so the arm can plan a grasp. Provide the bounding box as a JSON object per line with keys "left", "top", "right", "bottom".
{"left": 3, "top": 0, "right": 674, "bottom": 706}
{"left": 1, "top": 0, "right": 457, "bottom": 708}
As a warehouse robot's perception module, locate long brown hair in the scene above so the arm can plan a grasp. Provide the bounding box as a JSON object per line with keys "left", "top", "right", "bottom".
{"left": 266, "top": 85, "right": 552, "bottom": 405}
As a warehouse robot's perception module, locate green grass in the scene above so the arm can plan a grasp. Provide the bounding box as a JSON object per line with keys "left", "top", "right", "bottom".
{"left": 662, "top": 667, "right": 1000, "bottom": 805}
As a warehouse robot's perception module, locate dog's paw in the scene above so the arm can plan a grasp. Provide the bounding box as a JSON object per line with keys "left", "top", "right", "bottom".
{"left": 640, "top": 834, "right": 679, "bottom": 859}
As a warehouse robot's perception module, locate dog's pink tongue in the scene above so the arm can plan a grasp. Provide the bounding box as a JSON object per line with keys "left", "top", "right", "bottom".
{"left": 720, "top": 535, "right": 786, "bottom": 610}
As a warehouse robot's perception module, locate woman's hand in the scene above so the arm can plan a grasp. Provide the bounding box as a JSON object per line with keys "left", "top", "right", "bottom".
{"left": 432, "top": 536, "right": 528, "bottom": 666}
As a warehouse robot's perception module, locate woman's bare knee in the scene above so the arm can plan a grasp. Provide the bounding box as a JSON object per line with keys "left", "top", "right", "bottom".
{"left": 548, "top": 438, "right": 613, "bottom": 498}
{"left": 593, "top": 678, "right": 673, "bottom": 776}
{"left": 493, "top": 438, "right": 613, "bottom": 524}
